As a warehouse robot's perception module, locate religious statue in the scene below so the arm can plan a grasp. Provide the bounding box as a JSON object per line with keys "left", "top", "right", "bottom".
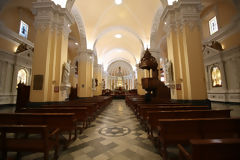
{"left": 62, "top": 60, "right": 71, "bottom": 84}
{"left": 164, "top": 59, "right": 173, "bottom": 83}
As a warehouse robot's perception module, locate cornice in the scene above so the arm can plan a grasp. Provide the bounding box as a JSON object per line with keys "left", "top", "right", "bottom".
{"left": 202, "top": 15, "right": 240, "bottom": 45}
{"left": 0, "top": 22, "right": 34, "bottom": 48}
{"left": 161, "top": 0, "right": 202, "bottom": 34}
{"left": 32, "top": 1, "right": 74, "bottom": 38}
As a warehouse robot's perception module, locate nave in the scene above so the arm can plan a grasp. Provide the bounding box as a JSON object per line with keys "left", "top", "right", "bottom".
{"left": 10, "top": 100, "right": 162, "bottom": 160}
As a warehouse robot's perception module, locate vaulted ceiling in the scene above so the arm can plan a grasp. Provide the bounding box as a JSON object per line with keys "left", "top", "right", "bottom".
{"left": 73, "top": 0, "right": 162, "bottom": 72}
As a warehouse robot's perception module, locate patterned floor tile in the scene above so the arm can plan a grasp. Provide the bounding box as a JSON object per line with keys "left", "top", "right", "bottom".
{"left": 13, "top": 100, "right": 163, "bottom": 160}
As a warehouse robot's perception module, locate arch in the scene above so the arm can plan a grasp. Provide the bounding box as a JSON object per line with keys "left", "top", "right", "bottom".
{"left": 17, "top": 68, "right": 28, "bottom": 85}
{"left": 71, "top": 5, "right": 87, "bottom": 50}
{"left": 107, "top": 60, "right": 133, "bottom": 76}
{"left": 150, "top": 6, "right": 164, "bottom": 48}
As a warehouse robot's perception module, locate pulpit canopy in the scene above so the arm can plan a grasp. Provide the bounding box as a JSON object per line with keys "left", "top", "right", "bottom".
{"left": 139, "top": 48, "right": 158, "bottom": 70}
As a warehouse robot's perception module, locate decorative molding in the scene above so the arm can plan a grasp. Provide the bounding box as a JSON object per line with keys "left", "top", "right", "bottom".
{"left": 204, "top": 46, "right": 240, "bottom": 103}
{"left": 0, "top": 22, "right": 34, "bottom": 48}
{"left": 161, "top": 0, "right": 202, "bottom": 34}
{"left": 71, "top": 5, "right": 87, "bottom": 50}
{"left": 32, "top": 1, "right": 74, "bottom": 38}
{"left": 78, "top": 49, "right": 94, "bottom": 62}
{"left": 202, "top": 15, "right": 240, "bottom": 45}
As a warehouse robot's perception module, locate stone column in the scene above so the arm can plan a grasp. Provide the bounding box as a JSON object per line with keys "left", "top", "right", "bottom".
{"left": 162, "top": 0, "right": 207, "bottom": 100}
{"left": 77, "top": 49, "right": 94, "bottom": 97}
{"left": 30, "top": 1, "right": 73, "bottom": 102}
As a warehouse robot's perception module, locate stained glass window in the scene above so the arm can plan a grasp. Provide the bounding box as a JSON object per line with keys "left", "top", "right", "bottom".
{"left": 211, "top": 66, "right": 222, "bottom": 87}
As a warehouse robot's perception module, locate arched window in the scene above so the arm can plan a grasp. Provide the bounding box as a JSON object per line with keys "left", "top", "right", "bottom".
{"left": 211, "top": 66, "right": 222, "bottom": 87}
{"left": 17, "top": 69, "right": 27, "bottom": 85}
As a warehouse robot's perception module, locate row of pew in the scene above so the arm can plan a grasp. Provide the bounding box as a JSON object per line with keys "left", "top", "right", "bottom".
{"left": 0, "top": 96, "right": 112, "bottom": 160}
{"left": 125, "top": 95, "right": 240, "bottom": 160}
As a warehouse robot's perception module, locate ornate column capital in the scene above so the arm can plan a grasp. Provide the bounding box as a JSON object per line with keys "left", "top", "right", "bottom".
{"left": 32, "top": 0, "right": 74, "bottom": 37}
{"left": 78, "top": 49, "right": 94, "bottom": 62}
{"left": 161, "top": 0, "right": 202, "bottom": 34}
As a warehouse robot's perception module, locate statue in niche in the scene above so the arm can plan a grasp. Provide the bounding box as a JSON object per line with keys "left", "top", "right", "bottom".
{"left": 164, "top": 59, "right": 173, "bottom": 83}
{"left": 62, "top": 60, "right": 71, "bottom": 84}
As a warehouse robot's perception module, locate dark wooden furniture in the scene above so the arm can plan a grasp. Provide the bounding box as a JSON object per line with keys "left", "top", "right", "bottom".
{"left": 16, "top": 83, "right": 30, "bottom": 111}
{"left": 0, "top": 124, "right": 59, "bottom": 160}
{"left": 18, "top": 107, "right": 89, "bottom": 129}
{"left": 147, "top": 110, "right": 231, "bottom": 138}
{"left": 178, "top": 138, "right": 240, "bottom": 160}
{"left": 0, "top": 113, "right": 77, "bottom": 143}
{"left": 156, "top": 118, "right": 240, "bottom": 160}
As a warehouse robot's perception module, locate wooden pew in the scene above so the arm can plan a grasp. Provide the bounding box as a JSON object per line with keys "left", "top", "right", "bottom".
{"left": 147, "top": 110, "right": 231, "bottom": 138}
{"left": 0, "top": 124, "right": 59, "bottom": 160}
{"left": 0, "top": 113, "right": 77, "bottom": 144}
{"left": 156, "top": 118, "right": 240, "bottom": 160}
{"left": 178, "top": 138, "right": 240, "bottom": 160}
{"left": 18, "top": 107, "right": 89, "bottom": 129}
{"left": 138, "top": 105, "right": 209, "bottom": 121}
{"left": 43, "top": 103, "right": 98, "bottom": 121}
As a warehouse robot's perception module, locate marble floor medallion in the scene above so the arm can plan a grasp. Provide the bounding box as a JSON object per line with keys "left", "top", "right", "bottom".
{"left": 98, "top": 126, "right": 131, "bottom": 137}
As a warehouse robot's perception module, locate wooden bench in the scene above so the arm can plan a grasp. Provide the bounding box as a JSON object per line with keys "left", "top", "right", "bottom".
{"left": 156, "top": 118, "right": 240, "bottom": 160}
{"left": 147, "top": 110, "right": 231, "bottom": 138}
{"left": 43, "top": 103, "right": 98, "bottom": 121}
{"left": 18, "top": 107, "right": 89, "bottom": 129}
{"left": 178, "top": 138, "right": 240, "bottom": 160}
{"left": 0, "top": 113, "right": 77, "bottom": 144}
{"left": 0, "top": 124, "right": 59, "bottom": 160}
{"left": 138, "top": 105, "right": 209, "bottom": 121}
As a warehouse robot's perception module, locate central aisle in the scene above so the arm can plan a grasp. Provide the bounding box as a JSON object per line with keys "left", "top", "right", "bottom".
{"left": 60, "top": 100, "right": 162, "bottom": 160}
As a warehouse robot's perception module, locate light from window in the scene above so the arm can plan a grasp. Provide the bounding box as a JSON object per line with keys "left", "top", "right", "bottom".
{"left": 51, "top": 0, "right": 67, "bottom": 8}
{"left": 17, "top": 69, "right": 27, "bottom": 85}
{"left": 209, "top": 16, "right": 218, "bottom": 35}
{"left": 19, "top": 20, "right": 29, "bottom": 38}
{"left": 168, "top": 0, "right": 178, "bottom": 5}
{"left": 115, "top": 0, "right": 122, "bottom": 5}
{"left": 211, "top": 66, "right": 222, "bottom": 87}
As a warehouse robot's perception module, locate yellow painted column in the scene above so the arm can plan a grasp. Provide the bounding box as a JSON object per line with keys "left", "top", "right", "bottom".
{"left": 30, "top": 1, "right": 73, "bottom": 102}
{"left": 96, "top": 64, "right": 103, "bottom": 95}
{"left": 77, "top": 50, "right": 93, "bottom": 97}
{"left": 136, "top": 64, "right": 145, "bottom": 95}
{"left": 162, "top": 0, "right": 207, "bottom": 100}
{"left": 166, "top": 29, "right": 183, "bottom": 99}
{"left": 181, "top": 24, "right": 207, "bottom": 100}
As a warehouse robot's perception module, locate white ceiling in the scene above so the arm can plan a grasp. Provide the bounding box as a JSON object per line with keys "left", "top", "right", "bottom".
{"left": 73, "top": 0, "right": 162, "bottom": 73}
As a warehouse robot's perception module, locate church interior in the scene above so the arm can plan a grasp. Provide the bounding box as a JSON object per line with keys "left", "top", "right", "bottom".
{"left": 0, "top": 0, "right": 240, "bottom": 159}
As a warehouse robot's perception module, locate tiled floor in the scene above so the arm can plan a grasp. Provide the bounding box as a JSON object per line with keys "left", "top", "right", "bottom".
{"left": 22, "top": 100, "right": 162, "bottom": 160}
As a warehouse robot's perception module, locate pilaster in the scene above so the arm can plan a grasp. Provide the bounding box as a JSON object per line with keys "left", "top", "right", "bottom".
{"left": 30, "top": 1, "right": 74, "bottom": 102}
{"left": 162, "top": 0, "right": 207, "bottom": 100}
{"left": 77, "top": 49, "right": 94, "bottom": 97}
